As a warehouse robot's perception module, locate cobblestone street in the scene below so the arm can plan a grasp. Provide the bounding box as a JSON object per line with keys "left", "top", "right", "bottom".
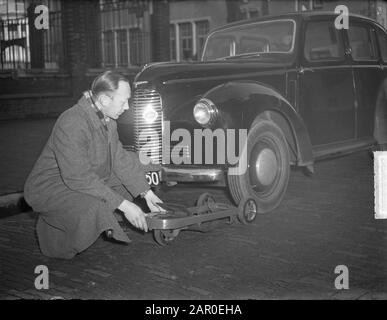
{"left": 1, "top": 149, "right": 386, "bottom": 300}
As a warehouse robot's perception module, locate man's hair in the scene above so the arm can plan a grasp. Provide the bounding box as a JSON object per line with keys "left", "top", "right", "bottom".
{"left": 91, "top": 71, "right": 129, "bottom": 97}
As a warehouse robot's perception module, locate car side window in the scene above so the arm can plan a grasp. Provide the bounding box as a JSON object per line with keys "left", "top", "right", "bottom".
{"left": 304, "top": 20, "right": 344, "bottom": 62}
{"left": 348, "top": 24, "right": 378, "bottom": 61}
{"left": 376, "top": 28, "right": 387, "bottom": 62}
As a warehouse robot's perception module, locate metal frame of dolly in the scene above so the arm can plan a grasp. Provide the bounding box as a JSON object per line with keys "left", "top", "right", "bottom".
{"left": 145, "top": 193, "right": 259, "bottom": 246}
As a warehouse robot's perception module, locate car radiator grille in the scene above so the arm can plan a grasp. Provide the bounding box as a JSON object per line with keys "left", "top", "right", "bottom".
{"left": 132, "top": 89, "right": 163, "bottom": 164}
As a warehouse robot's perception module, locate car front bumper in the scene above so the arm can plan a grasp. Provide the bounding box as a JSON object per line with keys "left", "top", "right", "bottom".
{"left": 160, "top": 165, "right": 226, "bottom": 185}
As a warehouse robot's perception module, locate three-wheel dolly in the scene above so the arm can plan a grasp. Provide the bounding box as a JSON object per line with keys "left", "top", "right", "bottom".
{"left": 145, "top": 193, "right": 258, "bottom": 246}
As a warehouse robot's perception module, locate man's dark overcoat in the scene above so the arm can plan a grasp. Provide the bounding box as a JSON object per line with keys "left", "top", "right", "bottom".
{"left": 24, "top": 94, "right": 149, "bottom": 259}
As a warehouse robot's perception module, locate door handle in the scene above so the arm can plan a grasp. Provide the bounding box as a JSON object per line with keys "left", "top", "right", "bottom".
{"left": 299, "top": 67, "right": 314, "bottom": 74}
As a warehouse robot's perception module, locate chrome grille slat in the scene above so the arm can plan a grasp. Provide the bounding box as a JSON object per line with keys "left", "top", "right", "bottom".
{"left": 133, "top": 134, "right": 163, "bottom": 138}
{"left": 134, "top": 99, "right": 160, "bottom": 102}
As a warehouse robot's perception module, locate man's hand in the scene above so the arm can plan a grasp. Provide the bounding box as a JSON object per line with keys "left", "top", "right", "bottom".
{"left": 144, "top": 189, "right": 166, "bottom": 213}
{"left": 118, "top": 200, "right": 148, "bottom": 232}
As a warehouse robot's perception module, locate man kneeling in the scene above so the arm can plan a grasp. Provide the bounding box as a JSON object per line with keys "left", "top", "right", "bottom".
{"left": 24, "top": 71, "right": 164, "bottom": 259}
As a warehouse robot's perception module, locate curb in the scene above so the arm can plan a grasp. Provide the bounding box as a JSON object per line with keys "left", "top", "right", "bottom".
{"left": 0, "top": 192, "right": 30, "bottom": 216}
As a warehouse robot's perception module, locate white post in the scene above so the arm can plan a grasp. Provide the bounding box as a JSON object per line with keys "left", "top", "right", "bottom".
{"left": 374, "top": 152, "right": 387, "bottom": 219}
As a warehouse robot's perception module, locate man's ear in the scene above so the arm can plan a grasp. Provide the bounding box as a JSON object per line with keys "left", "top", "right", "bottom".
{"left": 98, "top": 94, "right": 111, "bottom": 109}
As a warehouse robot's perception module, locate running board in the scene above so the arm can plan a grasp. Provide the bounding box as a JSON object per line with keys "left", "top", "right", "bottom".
{"left": 312, "top": 138, "right": 376, "bottom": 161}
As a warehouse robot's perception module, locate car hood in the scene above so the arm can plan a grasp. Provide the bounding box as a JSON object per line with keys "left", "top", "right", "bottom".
{"left": 134, "top": 59, "right": 290, "bottom": 86}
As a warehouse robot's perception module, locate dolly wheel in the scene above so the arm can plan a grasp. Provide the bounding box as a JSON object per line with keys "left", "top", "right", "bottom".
{"left": 196, "top": 193, "right": 216, "bottom": 213}
{"left": 238, "top": 198, "right": 258, "bottom": 224}
{"left": 154, "top": 230, "right": 175, "bottom": 246}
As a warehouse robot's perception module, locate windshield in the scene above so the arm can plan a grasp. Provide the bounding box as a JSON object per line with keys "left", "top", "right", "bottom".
{"left": 202, "top": 20, "right": 296, "bottom": 61}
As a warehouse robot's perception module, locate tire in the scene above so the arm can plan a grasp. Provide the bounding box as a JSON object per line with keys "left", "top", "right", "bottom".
{"left": 227, "top": 120, "right": 290, "bottom": 213}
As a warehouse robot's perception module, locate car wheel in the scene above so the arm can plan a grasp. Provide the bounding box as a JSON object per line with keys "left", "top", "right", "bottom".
{"left": 196, "top": 193, "right": 216, "bottom": 213}
{"left": 227, "top": 120, "right": 290, "bottom": 213}
{"left": 238, "top": 197, "right": 258, "bottom": 224}
{"left": 153, "top": 230, "right": 175, "bottom": 246}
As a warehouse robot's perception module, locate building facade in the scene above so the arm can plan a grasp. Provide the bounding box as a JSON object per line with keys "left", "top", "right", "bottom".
{"left": 0, "top": 0, "right": 385, "bottom": 119}
{"left": 0, "top": 0, "right": 170, "bottom": 119}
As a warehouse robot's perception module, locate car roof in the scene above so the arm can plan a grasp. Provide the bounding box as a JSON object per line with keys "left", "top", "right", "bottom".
{"left": 209, "top": 11, "right": 385, "bottom": 34}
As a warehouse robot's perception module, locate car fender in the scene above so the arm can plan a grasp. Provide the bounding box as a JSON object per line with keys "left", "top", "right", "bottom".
{"left": 201, "top": 80, "right": 313, "bottom": 167}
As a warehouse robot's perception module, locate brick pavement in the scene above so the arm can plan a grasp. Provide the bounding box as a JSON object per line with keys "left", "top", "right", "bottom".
{"left": 1, "top": 150, "right": 386, "bottom": 299}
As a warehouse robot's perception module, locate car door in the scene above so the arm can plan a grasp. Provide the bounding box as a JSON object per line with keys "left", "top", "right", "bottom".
{"left": 374, "top": 26, "right": 387, "bottom": 146}
{"left": 346, "top": 20, "right": 383, "bottom": 141}
{"left": 298, "top": 17, "right": 356, "bottom": 148}
{"left": 375, "top": 26, "right": 387, "bottom": 80}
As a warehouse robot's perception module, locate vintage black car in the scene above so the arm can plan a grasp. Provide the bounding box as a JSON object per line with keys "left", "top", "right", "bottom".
{"left": 118, "top": 11, "right": 387, "bottom": 213}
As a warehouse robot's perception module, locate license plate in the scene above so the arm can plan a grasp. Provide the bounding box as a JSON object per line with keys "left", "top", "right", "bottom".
{"left": 146, "top": 171, "right": 161, "bottom": 186}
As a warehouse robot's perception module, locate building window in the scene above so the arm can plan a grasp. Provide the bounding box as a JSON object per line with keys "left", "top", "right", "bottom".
{"left": 130, "top": 27, "right": 147, "bottom": 66}
{"left": 170, "top": 24, "right": 176, "bottom": 61}
{"left": 103, "top": 30, "right": 115, "bottom": 66}
{"left": 170, "top": 19, "right": 210, "bottom": 62}
{"left": 241, "top": 8, "right": 260, "bottom": 20}
{"left": 99, "top": 0, "right": 151, "bottom": 67}
{"left": 298, "top": 0, "right": 312, "bottom": 11}
{"left": 117, "top": 29, "right": 128, "bottom": 66}
{"left": 179, "top": 22, "right": 193, "bottom": 61}
{"left": 0, "top": 0, "right": 64, "bottom": 71}
{"left": 196, "top": 20, "right": 209, "bottom": 60}
{"left": 249, "top": 9, "right": 259, "bottom": 18}
{"left": 313, "top": 0, "right": 324, "bottom": 9}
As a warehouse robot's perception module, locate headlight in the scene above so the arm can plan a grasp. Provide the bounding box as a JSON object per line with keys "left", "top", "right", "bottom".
{"left": 193, "top": 98, "right": 218, "bottom": 126}
{"left": 142, "top": 105, "right": 158, "bottom": 124}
